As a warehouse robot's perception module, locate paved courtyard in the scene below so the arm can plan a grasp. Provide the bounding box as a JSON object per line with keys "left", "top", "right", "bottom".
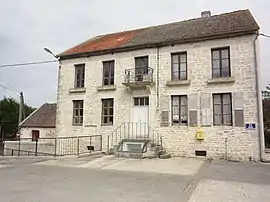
{"left": 0, "top": 156, "right": 269, "bottom": 202}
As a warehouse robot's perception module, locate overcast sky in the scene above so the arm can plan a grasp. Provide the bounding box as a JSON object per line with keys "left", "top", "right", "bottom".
{"left": 0, "top": 0, "right": 269, "bottom": 107}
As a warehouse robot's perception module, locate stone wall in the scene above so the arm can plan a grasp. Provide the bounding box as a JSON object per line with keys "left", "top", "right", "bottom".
{"left": 20, "top": 127, "right": 56, "bottom": 139}
{"left": 57, "top": 34, "right": 261, "bottom": 161}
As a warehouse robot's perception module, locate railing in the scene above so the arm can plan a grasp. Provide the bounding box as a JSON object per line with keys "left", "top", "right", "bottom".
{"left": 3, "top": 135, "right": 102, "bottom": 156}
{"left": 124, "top": 67, "right": 154, "bottom": 84}
{"left": 107, "top": 122, "right": 162, "bottom": 153}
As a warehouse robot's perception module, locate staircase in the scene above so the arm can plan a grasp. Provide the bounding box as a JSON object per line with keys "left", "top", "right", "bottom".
{"left": 107, "top": 122, "right": 169, "bottom": 159}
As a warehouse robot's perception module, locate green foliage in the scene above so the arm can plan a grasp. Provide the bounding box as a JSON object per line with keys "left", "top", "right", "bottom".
{"left": 0, "top": 97, "right": 35, "bottom": 138}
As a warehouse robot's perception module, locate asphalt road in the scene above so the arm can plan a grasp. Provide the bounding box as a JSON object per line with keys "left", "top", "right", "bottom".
{"left": 0, "top": 160, "right": 193, "bottom": 202}
{"left": 1, "top": 157, "right": 270, "bottom": 202}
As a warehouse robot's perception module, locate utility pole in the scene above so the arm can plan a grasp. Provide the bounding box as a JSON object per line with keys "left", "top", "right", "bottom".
{"left": 18, "top": 91, "right": 25, "bottom": 132}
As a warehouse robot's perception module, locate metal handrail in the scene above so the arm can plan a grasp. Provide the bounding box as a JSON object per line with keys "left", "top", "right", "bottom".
{"left": 124, "top": 67, "right": 154, "bottom": 83}
{"left": 107, "top": 122, "right": 162, "bottom": 153}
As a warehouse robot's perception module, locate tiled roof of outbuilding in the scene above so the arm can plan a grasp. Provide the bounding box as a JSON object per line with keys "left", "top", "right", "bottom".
{"left": 20, "top": 103, "right": 56, "bottom": 128}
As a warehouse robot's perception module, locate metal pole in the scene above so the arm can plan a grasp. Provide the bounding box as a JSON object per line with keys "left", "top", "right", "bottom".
{"left": 35, "top": 138, "right": 38, "bottom": 156}
{"left": 90, "top": 137, "right": 92, "bottom": 153}
{"left": 54, "top": 138, "right": 57, "bottom": 157}
{"left": 107, "top": 135, "right": 110, "bottom": 154}
{"left": 18, "top": 136, "right": 21, "bottom": 156}
{"left": 77, "top": 136, "right": 79, "bottom": 156}
{"left": 17, "top": 91, "right": 24, "bottom": 157}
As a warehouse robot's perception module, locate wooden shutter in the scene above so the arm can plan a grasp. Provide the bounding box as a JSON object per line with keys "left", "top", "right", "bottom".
{"left": 233, "top": 92, "right": 244, "bottom": 127}
{"left": 201, "top": 93, "right": 212, "bottom": 126}
{"left": 188, "top": 93, "right": 198, "bottom": 127}
{"left": 160, "top": 95, "right": 170, "bottom": 126}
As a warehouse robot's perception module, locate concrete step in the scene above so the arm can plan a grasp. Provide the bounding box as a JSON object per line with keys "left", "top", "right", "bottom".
{"left": 264, "top": 150, "right": 270, "bottom": 162}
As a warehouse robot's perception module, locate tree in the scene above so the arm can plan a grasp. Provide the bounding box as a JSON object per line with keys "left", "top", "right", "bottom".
{"left": 0, "top": 97, "right": 35, "bottom": 139}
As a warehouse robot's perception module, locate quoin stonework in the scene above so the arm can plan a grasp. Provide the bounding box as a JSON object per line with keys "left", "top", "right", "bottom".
{"left": 56, "top": 9, "right": 267, "bottom": 161}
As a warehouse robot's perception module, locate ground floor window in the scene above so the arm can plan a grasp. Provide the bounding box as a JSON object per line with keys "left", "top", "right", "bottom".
{"left": 213, "top": 93, "right": 232, "bottom": 125}
{"left": 73, "top": 100, "right": 84, "bottom": 126}
{"left": 102, "top": 99, "right": 114, "bottom": 125}
{"left": 171, "top": 95, "right": 188, "bottom": 125}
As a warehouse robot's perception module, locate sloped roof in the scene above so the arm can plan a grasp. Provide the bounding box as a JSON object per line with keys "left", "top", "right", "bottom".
{"left": 59, "top": 9, "right": 259, "bottom": 59}
{"left": 20, "top": 103, "right": 56, "bottom": 128}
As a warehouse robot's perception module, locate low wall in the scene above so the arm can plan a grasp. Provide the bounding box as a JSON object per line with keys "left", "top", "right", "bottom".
{"left": 4, "top": 140, "right": 55, "bottom": 156}
{"left": 4, "top": 135, "right": 102, "bottom": 156}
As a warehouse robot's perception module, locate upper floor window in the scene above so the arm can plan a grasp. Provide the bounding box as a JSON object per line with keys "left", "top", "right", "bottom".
{"left": 73, "top": 100, "right": 84, "bottom": 126}
{"left": 171, "top": 95, "right": 188, "bottom": 125}
{"left": 213, "top": 93, "right": 232, "bottom": 125}
{"left": 101, "top": 99, "right": 114, "bottom": 125}
{"left": 212, "top": 47, "right": 230, "bottom": 78}
{"left": 171, "top": 52, "right": 187, "bottom": 81}
{"left": 135, "top": 56, "right": 149, "bottom": 81}
{"left": 103, "top": 61, "right": 114, "bottom": 85}
{"left": 75, "top": 64, "right": 85, "bottom": 88}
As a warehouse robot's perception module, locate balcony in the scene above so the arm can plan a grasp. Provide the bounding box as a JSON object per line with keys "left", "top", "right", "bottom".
{"left": 122, "top": 67, "right": 154, "bottom": 88}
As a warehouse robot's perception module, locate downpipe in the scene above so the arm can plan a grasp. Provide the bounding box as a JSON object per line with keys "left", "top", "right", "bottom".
{"left": 254, "top": 33, "right": 265, "bottom": 161}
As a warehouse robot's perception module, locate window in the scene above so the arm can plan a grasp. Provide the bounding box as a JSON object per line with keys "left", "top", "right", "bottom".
{"left": 32, "top": 130, "right": 39, "bottom": 141}
{"left": 212, "top": 47, "right": 230, "bottom": 78}
{"left": 171, "top": 95, "right": 188, "bottom": 124}
{"left": 135, "top": 56, "right": 149, "bottom": 81}
{"left": 213, "top": 93, "right": 232, "bottom": 125}
{"left": 73, "top": 100, "right": 84, "bottom": 125}
{"left": 75, "top": 64, "right": 85, "bottom": 88}
{"left": 102, "top": 99, "right": 114, "bottom": 125}
{"left": 134, "top": 97, "right": 149, "bottom": 106}
{"left": 171, "top": 52, "right": 187, "bottom": 81}
{"left": 103, "top": 61, "right": 114, "bottom": 85}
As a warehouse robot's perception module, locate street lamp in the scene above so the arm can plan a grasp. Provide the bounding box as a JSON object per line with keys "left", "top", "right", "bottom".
{"left": 44, "top": 47, "right": 59, "bottom": 59}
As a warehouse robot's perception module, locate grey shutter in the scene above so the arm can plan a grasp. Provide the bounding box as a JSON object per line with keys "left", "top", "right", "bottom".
{"left": 233, "top": 92, "right": 244, "bottom": 127}
{"left": 188, "top": 93, "right": 198, "bottom": 127}
{"left": 160, "top": 95, "right": 170, "bottom": 126}
{"left": 201, "top": 93, "right": 212, "bottom": 126}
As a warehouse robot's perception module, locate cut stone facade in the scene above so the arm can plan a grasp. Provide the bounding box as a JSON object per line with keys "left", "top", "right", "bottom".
{"left": 57, "top": 34, "right": 261, "bottom": 161}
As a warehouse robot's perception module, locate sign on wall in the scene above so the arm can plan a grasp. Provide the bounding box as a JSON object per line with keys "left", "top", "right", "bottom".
{"left": 245, "top": 123, "right": 256, "bottom": 130}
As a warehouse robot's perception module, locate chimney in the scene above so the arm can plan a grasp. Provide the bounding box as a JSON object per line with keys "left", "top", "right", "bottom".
{"left": 201, "top": 10, "right": 211, "bottom": 18}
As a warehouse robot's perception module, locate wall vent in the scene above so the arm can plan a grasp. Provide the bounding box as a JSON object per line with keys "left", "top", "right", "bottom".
{"left": 195, "top": 150, "right": 207, "bottom": 156}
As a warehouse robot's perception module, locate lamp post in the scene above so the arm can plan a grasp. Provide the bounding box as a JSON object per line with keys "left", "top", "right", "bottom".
{"left": 44, "top": 48, "right": 59, "bottom": 59}
{"left": 44, "top": 47, "right": 60, "bottom": 157}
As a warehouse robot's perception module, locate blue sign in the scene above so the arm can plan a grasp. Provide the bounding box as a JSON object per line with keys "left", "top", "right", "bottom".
{"left": 245, "top": 123, "right": 256, "bottom": 130}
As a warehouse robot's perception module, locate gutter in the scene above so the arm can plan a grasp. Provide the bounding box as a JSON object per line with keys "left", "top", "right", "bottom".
{"left": 253, "top": 33, "right": 265, "bottom": 161}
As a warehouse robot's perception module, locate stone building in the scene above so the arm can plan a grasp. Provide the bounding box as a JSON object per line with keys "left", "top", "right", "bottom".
{"left": 56, "top": 10, "right": 267, "bottom": 161}
{"left": 19, "top": 103, "right": 56, "bottom": 140}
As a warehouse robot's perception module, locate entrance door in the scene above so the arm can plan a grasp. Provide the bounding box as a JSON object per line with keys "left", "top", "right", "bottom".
{"left": 132, "top": 97, "right": 149, "bottom": 139}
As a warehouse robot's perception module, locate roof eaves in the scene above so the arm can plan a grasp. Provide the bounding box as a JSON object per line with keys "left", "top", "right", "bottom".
{"left": 20, "top": 125, "right": 56, "bottom": 128}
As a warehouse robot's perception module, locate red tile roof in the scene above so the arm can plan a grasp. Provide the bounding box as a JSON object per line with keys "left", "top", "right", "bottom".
{"left": 60, "top": 30, "right": 139, "bottom": 56}
{"left": 59, "top": 10, "right": 259, "bottom": 59}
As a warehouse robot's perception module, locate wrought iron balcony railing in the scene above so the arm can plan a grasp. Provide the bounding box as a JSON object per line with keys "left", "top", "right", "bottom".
{"left": 123, "top": 67, "right": 154, "bottom": 84}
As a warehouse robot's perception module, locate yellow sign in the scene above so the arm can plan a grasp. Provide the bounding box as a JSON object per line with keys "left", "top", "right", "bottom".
{"left": 196, "top": 129, "right": 204, "bottom": 140}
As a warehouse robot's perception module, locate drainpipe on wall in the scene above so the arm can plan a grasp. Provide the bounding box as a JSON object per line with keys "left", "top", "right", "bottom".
{"left": 156, "top": 46, "right": 160, "bottom": 112}
{"left": 254, "top": 33, "right": 265, "bottom": 161}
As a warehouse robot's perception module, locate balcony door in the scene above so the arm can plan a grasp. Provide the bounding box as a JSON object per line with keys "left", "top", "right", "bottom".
{"left": 135, "top": 56, "right": 148, "bottom": 81}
